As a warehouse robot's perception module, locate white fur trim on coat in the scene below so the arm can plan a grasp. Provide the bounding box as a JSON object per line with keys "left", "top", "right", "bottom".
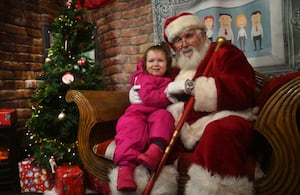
{"left": 165, "top": 15, "right": 205, "bottom": 43}
{"left": 167, "top": 101, "right": 184, "bottom": 126}
{"left": 180, "top": 107, "right": 258, "bottom": 149}
{"left": 108, "top": 165, "right": 178, "bottom": 195}
{"left": 194, "top": 76, "right": 218, "bottom": 112}
{"left": 185, "top": 164, "right": 254, "bottom": 195}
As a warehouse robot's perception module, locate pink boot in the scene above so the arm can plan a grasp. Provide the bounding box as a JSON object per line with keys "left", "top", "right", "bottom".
{"left": 137, "top": 144, "right": 163, "bottom": 171}
{"left": 117, "top": 166, "right": 137, "bottom": 191}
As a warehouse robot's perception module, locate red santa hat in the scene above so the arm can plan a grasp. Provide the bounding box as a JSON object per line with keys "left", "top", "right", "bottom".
{"left": 163, "top": 12, "right": 205, "bottom": 50}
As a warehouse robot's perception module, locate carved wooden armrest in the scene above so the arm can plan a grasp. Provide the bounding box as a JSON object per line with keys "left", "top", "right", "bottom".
{"left": 65, "top": 90, "right": 129, "bottom": 179}
{"left": 254, "top": 76, "right": 300, "bottom": 194}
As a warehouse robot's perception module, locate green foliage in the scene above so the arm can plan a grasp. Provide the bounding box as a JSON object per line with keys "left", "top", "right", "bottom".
{"left": 24, "top": 0, "right": 103, "bottom": 169}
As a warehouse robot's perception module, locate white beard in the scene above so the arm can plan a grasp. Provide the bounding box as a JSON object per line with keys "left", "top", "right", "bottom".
{"left": 176, "top": 40, "right": 210, "bottom": 71}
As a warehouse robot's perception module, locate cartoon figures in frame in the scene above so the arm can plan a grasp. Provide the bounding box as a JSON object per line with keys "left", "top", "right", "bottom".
{"left": 203, "top": 10, "right": 264, "bottom": 53}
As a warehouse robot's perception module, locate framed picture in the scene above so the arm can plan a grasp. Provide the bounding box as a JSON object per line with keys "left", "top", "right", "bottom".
{"left": 151, "top": 0, "right": 300, "bottom": 76}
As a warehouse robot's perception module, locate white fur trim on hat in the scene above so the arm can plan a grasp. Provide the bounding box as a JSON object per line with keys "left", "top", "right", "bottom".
{"left": 185, "top": 164, "right": 254, "bottom": 195}
{"left": 165, "top": 14, "right": 205, "bottom": 43}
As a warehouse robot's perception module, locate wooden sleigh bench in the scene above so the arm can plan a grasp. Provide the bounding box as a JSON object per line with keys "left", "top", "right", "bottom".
{"left": 66, "top": 71, "right": 300, "bottom": 195}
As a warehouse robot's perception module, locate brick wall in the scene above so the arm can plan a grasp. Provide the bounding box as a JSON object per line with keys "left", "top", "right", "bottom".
{"left": 89, "top": 0, "right": 153, "bottom": 90}
{"left": 0, "top": 0, "right": 63, "bottom": 126}
{"left": 0, "top": 0, "right": 154, "bottom": 128}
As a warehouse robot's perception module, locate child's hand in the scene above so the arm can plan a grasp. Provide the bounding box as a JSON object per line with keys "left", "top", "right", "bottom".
{"left": 129, "top": 85, "right": 142, "bottom": 104}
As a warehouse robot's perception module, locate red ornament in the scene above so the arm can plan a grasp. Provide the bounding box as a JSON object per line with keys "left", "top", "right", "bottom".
{"left": 66, "top": 0, "right": 72, "bottom": 9}
{"left": 77, "top": 58, "right": 86, "bottom": 66}
{"left": 62, "top": 72, "right": 74, "bottom": 84}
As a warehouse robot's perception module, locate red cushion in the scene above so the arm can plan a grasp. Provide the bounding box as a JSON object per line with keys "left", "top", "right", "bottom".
{"left": 93, "top": 138, "right": 115, "bottom": 160}
{"left": 256, "top": 72, "right": 300, "bottom": 109}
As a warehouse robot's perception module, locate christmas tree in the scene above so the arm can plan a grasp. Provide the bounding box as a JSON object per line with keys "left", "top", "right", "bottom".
{"left": 24, "top": 0, "right": 103, "bottom": 169}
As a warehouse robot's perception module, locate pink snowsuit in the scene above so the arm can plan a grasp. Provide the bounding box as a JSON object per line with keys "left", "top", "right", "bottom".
{"left": 114, "top": 60, "right": 175, "bottom": 168}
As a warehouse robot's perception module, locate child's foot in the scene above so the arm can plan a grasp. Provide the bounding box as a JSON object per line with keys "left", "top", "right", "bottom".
{"left": 137, "top": 144, "right": 163, "bottom": 171}
{"left": 117, "top": 166, "right": 137, "bottom": 191}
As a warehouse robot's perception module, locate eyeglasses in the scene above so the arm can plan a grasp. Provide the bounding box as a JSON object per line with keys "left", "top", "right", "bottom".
{"left": 173, "top": 29, "right": 198, "bottom": 49}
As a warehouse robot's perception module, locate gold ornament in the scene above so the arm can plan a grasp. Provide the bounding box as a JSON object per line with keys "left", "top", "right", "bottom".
{"left": 58, "top": 111, "right": 66, "bottom": 120}
{"left": 45, "top": 57, "right": 51, "bottom": 63}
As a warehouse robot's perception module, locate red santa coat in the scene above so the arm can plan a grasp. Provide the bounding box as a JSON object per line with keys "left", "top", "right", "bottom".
{"left": 168, "top": 42, "right": 257, "bottom": 194}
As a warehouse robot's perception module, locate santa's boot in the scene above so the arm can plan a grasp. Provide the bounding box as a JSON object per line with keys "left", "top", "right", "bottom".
{"left": 117, "top": 166, "right": 137, "bottom": 191}
{"left": 137, "top": 144, "right": 163, "bottom": 171}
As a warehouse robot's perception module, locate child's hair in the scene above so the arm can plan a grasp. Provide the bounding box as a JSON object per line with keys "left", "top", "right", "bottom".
{"left": 142, "top": 41, "right": 173, "bottom": 76}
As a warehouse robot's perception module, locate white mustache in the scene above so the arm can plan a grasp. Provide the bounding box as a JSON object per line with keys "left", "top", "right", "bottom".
{"left": 181, "top": 47, "right": 194, "bottom": 55}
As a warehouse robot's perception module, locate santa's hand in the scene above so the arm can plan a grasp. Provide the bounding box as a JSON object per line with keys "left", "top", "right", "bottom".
{"left": 129, "top": 85, "right": 142, "bottom": 104}
{"left": 166, "top": 80, "right": 186, "bottom": 95}
{"left": 166, "top": 95, "right": 179, "bottom": 103}
{"left": 165, "top": 80, "right": 186, "bottom": 103}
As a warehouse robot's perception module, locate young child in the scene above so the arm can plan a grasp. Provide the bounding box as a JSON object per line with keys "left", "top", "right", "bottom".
{"left": 113, "top": 42, "right": 175, "bottom": 191}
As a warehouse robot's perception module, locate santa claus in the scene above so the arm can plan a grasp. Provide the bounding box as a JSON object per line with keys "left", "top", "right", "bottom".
{"left": 110, "top": 12, "right": 260, "bottom": 195}
{"left": 161, "top": 12, "right": 259, "bottom": 194}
